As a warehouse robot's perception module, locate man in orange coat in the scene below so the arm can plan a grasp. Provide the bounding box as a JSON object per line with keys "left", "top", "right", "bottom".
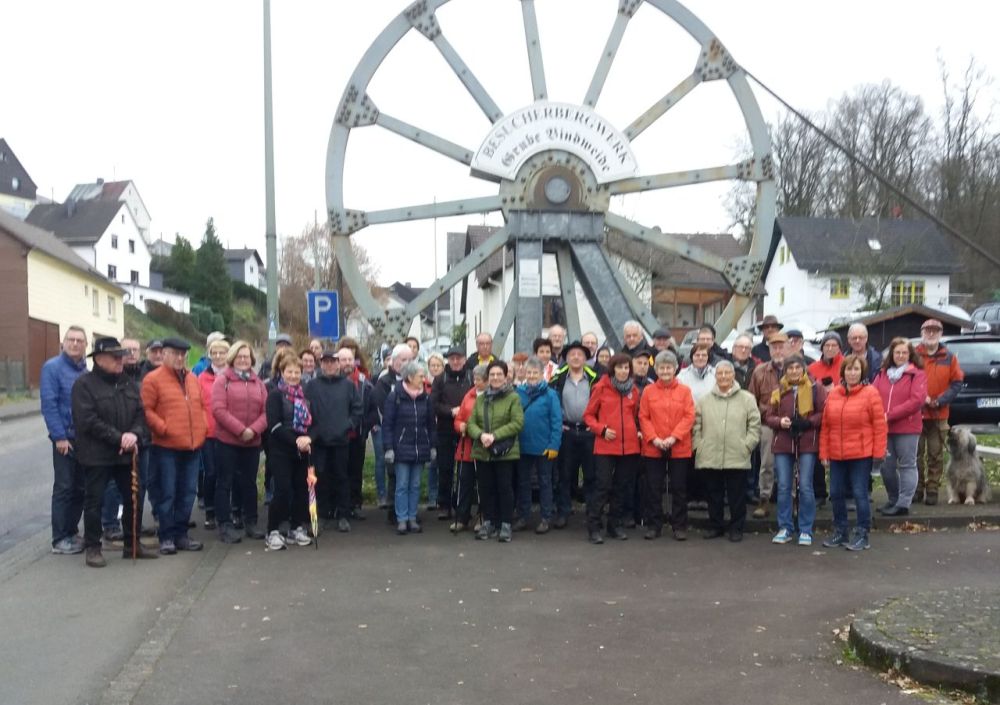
{"left": 141, "top": 338, "right": 208, "bottom": 555}
{"left": 914, "top": 319, "right": 964, "bottom": 505}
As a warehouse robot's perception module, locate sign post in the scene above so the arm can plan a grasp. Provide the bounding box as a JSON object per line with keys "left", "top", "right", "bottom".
{"left": 307, "top": 291, "right": 341, "bottom": 340}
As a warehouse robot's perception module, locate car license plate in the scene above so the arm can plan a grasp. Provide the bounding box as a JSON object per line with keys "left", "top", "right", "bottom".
{"left": 977, "top": 397, "right": 1000, "bottom": 408}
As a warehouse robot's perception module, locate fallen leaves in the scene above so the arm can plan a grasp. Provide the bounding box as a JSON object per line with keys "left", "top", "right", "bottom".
{"left": 967, "top": 521, "right": 1000, "bottom": 532}
{"left": 887, "top": 521, "right": 930, "bottom": 534}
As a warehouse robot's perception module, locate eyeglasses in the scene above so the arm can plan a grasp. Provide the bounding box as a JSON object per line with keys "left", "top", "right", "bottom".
{"left": 65, "top": 338, "right": 87, "bottom": 345}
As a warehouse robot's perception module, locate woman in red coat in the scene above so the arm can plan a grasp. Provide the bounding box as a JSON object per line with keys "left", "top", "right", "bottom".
{"left": 451, "top": 364, "right": 488, "bottom": 531}
{"left": 819, "top": 354, "right": 888, "bottom": 551}
{"left": 871, "top": 338, "right": 927, "bottom": 517}
{"left": 583, "top": 353, "right": 641, "bottom": 544}
{"left": 197, "top": 338, "right": 229, "bottom": 530}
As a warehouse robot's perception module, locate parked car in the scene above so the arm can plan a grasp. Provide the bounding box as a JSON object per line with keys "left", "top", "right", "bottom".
{"left": 967, "top": 302, "right": 1000, "bottom": 335}
{"left": 938, "top": 335, "right": 1000, "bottom": 426}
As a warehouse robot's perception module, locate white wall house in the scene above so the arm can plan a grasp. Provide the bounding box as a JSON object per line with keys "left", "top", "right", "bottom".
{"left": 764, "top": 217, "right": 959, "bottom": 332}
{"left": 224, "top": 249, "right": 266, "bottom": 291}
{"left": 67, "top": 179, "right": 152, "bottom": 244}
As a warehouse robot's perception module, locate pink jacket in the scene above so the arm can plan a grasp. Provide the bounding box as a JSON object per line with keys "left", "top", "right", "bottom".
{"left": 211, "top": 367, "right": 269, "bottom": 447}
{"left": 871, "top": 364, "right": 928, "bottom": 436}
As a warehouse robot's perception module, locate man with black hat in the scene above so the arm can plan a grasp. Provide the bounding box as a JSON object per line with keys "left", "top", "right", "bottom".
{"left": 651, "top": 327, "right": 677, "bottom": 355}
{"left": 73, "top": 338, "right": 158, "bottom": 567}
{"left": 752, "top": 315, "right": 783, "bottom": 362}
{"left": 550, "top": 340, "right": 599, "bottom": 526}
{"left": 430, "top": 346, "right": 471, "bottom": 519}
{"left": 785, "top": 329, "right": 816, "bottom": 364}
{"left": 141, "top": 338, "right": 208, "bottom": 554}
{"left": 140, "top": 339, "right": 164, "bottom": 379}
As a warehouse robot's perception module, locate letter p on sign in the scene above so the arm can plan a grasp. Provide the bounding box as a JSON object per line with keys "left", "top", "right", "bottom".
{"left": 307, "top": 290, "right": 340, "bottom": 340}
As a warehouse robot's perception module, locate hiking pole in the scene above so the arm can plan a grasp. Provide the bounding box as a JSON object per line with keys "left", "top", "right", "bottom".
{"left": 130, "top": 447, "right": 139, "bottom": 563}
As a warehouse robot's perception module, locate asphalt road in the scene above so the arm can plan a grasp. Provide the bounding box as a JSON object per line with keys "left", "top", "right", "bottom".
{"left": 0, "top": 415, "right": 54, "bottom": 552}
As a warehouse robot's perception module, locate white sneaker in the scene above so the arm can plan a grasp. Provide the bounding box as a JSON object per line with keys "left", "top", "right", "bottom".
{"left": 798, "top": 533, "right": 813, "bottom": 547}
{"left": 266, "top": 530, "right": 286, "bottom": 551}
{"left": 290, "top": 526, "right": 312, "bottom": 547}
{"left": 772, "top": 528, "right": 793, "bottom": 544}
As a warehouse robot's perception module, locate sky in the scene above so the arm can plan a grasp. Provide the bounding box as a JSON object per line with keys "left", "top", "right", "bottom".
{"left": 3, "top": 0, "right": 999, "bottom": 290}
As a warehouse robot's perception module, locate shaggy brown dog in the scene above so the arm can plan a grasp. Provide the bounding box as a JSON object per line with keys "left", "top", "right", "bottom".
{"left": 946, "top": 427, "right": 991, "bottom": 505}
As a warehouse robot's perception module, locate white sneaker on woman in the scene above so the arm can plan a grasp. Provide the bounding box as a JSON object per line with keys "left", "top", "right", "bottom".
{"left": 266, "top": 530, "right": 287, "bottom": 551}
{"left": 290, "top": 526, "right": 312, "bottom": 546}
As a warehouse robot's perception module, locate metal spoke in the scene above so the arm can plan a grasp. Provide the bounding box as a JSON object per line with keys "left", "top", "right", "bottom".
{"left": 402, "top": 226, "right": 510, "bottom": 323}
{"left": 554, "top": 245, "right": 581, "bottom": 341}
{"left": 492, "top": 284, "right": 520, "bottom": 353}
{"left": 609, "top": 159, "right": 772, "bottom": 195}
{"left": 376, "top": 112, "right": 473, "bottom": 166}
{"left": 521, "top": 0, "right": 547, "bottom": 100}
{"left": 624, "top": 72, "right": 700, "bottom": 140}
{"left": 366, "top": 195, "right": 503, "bottom": 227}
{"left": 332, "top": 235, "right": 385, "bottom": 328}
{"left": 605, "top": 212, "right": 728, "bottom": 273}
{"left": 432, "top": 32, "right": 504, "bottom": 122}
{"left": 583, "top": 9, "right": 633, "bottom": 108}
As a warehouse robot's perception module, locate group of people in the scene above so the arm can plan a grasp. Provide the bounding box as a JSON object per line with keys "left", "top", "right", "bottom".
{"left": 40, "top": 313, "right": 964, "bottom": 566}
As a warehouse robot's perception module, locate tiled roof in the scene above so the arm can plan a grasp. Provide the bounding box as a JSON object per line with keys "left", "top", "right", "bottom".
{"left": 25, "top": 201, "right": 123, "bottom": 245}
{"left": 0, "top": 138, "right": 38, "bottom": 200}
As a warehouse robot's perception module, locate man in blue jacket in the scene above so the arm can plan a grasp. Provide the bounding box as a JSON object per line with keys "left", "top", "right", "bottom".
{"left": 40, "top": 325, "right": 89, "bottom": 554}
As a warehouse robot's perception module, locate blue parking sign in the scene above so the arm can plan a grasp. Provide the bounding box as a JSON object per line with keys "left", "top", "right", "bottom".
{"left": 307, "top": 290, "right": 340, "bottom": 340}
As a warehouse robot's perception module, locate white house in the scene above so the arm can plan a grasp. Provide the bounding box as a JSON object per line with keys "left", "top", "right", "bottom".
{"left": 67, "top": 179, "right": 152, "bottom": 244}
{"left": 763, "top": 216, "right": 959, "bottom": 332}
{"left": 224, "top": 248, "right": 266, "bottom": 291}
{"left": 0, "top": 139, "right": 38, "bottom": 220}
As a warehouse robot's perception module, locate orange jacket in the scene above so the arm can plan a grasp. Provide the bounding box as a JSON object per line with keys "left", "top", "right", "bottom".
{"left": 819, "top": 384, "right": 887, "bottom": 461}
{"left": 141, "top": 365, "right": 208, "bottom": 451}
{"left": 453, "top": 387, "right": 479, "bottom": 462}
{"left": 808, "top": 354, "right": 843, "bottom": 387}
{"left": 584, "top": 377, "right": 641, "bottom": 456}
{"left": 638, "top": 378, "right": 695, "bottom": 459}
{"left": 915, "top": 343, "right": 964, "bottom": 420}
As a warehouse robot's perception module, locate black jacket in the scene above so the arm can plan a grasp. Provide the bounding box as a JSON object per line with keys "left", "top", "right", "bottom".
{"left": 71, "top": 366, "right": 148, "bottom": 467}
{"left": 733, "top": 357, "right": 757, "bottom": 391}
{"left": 266, "top": 387, "right": 307, "bottom": 456}
{"left": 373, "top": 370, "right": 400, "bottom": 420}
{"left": 430, "top": 367, "right": 473, "bottom": 434}
{"left": 382, "top": 386, "right": 437, "bottom": 464}
{"left": 305, "top": 374, "right": 362, "bottom": 446}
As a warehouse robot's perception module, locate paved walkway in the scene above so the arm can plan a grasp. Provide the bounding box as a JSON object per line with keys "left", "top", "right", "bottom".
{"left": 851, "top": 588, "right": 1000, "bottom": 702}
{"left": 0, "top": 396, "right": 40, "bottom": 422}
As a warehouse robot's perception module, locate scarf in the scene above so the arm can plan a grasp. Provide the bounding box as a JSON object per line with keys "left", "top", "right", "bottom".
{"left": 690, "top": 364, "right": 712, "bottom": 380}
{"left": 770, "top": 374, "right": 814, "bottom": 418}
{"left": 611, "top": 376, "right": 634, "bottom": 396}
{"left": 236, "top": 369, "right": 251, "bottom": 381}
{"left": 886, "top": 364, "right": 907, "bottom": 384}
{"left": 278, "top": 379, "right": 312, "bottom": 433}
{"left": 402, "top": 379, "right": 423, "bottom": 399}
{"left": 485, "top": 383, "right": 512, "bottom": 399}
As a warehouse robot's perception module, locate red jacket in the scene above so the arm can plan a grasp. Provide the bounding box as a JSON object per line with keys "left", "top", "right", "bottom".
{"left": 819, "top": 384, "right": 888, "bottom": 461}
{"left": 764, "top": 381, "right": 827, "bottom": 455}
{"left": 638, "top": 378, "right": 695, "bottom": 459}
{"left": 141, "top": 365, "right": 207, "bottom": 451}
{"left": 808, "top": 354, "right": 843, "bottom": 387}
{"left": 916, "top": 343, "right": 964, "bottom": 420}
{"left": 211, "top": 367, "right": 269, "bottom": 447}
{"left": 453, "top": 387, "right": 478, "bottom": 462}
{"left": 198, "top": 367, "right": 219, "bottom": 438}
{"left": 584, "top": 377, "right": 641, "bottom": 456}
{"left": 871, "top": 364, "right": 928, "bottom": 435}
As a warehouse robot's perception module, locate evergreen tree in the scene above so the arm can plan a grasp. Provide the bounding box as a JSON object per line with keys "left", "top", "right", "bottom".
{"left": 192, "top": 217, "right": 233, "bottom": 330}
{"left": 165, "top": 236, "right": 196, "bottom": 294}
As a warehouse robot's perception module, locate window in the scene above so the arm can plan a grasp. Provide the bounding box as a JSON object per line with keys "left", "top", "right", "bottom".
{"left": 11, "top": 177, "right": 19, "bottom": 191}
{"left": 830, "top": 278, "right": 850, "bottom": 299}
{"left": 92, "top": 289, "right": 99, "bottom": 316}
{"left": 108, "top": 296, "right": 117, "bottom": 321}
{"left": 779, "top": 287, "right": 785, "bottom": 306}
{"left": 777, "top": 245, "right": 786, "bottom": 265}
{"left": 128, "top": 239, "right": 135, "bottom": 253}
{"left": 108, "top": 264, "right": 117, "bottom": 280}
{"left": 890, "top": 280, "right": 925, "bottom": 306}
{"left": 111, "top": 235, "right": 118, "bottom": 249}
{"left": 130, "top": 270, "right": 139, "bottom": 284}
{"left": 121, "top": 214, "right": 125, "bottom": 224}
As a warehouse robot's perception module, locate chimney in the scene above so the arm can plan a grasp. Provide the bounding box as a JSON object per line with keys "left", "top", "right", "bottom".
{"left": 66, "top": 198, "right": 76, "bottom": 217}
{"left": 97, "top": 177, "right": 104, "bottom": 185}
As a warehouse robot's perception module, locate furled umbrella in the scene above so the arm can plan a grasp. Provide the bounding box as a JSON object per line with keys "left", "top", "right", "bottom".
{"left": 307, "top": 454, "right": 319, "bottom": 550}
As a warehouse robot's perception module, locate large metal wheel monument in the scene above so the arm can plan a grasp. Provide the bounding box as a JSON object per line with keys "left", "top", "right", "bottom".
{"left": 326, "top": 0, "right": 776, "bottom": 351}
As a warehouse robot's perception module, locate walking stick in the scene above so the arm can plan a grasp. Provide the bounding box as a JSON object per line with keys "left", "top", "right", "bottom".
{"left": 451, "top": 457, "right": 461, "bottom": 536}
{"left": 130, "top": 447, "right": 139, "bottom": 562}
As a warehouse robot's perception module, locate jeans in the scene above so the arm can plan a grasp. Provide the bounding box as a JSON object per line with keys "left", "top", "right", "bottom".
{"left": 426, "top": 456, "right": 438, "bottom": 505}
{"left": 394, "top": 462, "right": 423, "bottom": 522}
{"left": 215, "top": 443, "right": 262, "bottom": 528}
{"left": 152, "top": 446, "right": 200, "bottom": 543}
{"left": 774, "top": 452, "right": 817, "bottom": 535}
{"left": 101, "top": 479, "right": 122, "bottom": 530}
{"left": 917, "top": 419, "right": 948, "bottom": 495}
{"left": 51, "top": 444, "right": 84, "bottom": 545}
{"left": 200, "top": 438, "right": 219, "bottom": 514}
{"left": 372, "top": 427, "right": 386, "bottom": 500}
{"left": 556, "top": 427, "right": 594, "bottom": 518}
{"left": 882, "top": 434, "right": 919, "bottom": 508}
{"left": 830, "top": 457, "right": 873, "bottom": 533}
{"left": 517, "top": 455, "right": 554, "bottom": 521}
{"left": 84, "top": 464, "right": 140, "bottom": 550}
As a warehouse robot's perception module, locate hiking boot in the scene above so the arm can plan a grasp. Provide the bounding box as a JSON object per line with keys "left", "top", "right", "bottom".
{"left": 728, "top": 529, "right": 743, "bottom": 542}
{"left": 498, "top": 523, "right": 512, "bottom": 542}
{"left": 203, "top": 511, "right": 217, "bottom": 530}
{"left": 450, "top": 521, "right": 468, "bottom": 532}
{"left": 845, "top": 529, "right": 870, "bottom": 551}
{"left": 122, "top": 544, "right": 159, "bottom": 559}
{"left": 588, "top": 530, "right": 604, "bottom": 545}
{"left": 408, "top": 519, "right": 423, "bottom": 534}
{"left": 512, "top": 517, "right": 528, "bottom": 532}
{"left": 535, "top": 520, "right": 550, "bottom": 535}
{"left": 672, "top": 528, "right": 687, "bottom": 541}
{"left": 85, "top": 547, "right": 106, "bottom": 568}
{"left": 337, "top": 518, "right": 351, "bottom": 533}
{"left": 702, "top": 528, "right": 725, "bottom": 539}
{"left": 644, "top": 527, "right": 661, "bottom": 540}
{"left": 175, "top": 536, "right": 203, "bottom": 551}
{"left": 220, "top": 524, "right": 243, "bottom": 544}
{"left": 290, "top": 526, "right": 312, "bottom": 546}
{"left": 552, "top": 516, "right": 568, "bottom": 529}
{"left": 158, "top": 539, "right": 176, "bottom": 555}
{"left": 266, "top": 530, "right": 287, "bottom": 551}
{"left": 822, "top": 530, "right": 849, "bottom": 548}
{"left": 924, "top": 492, "right": 938, "bottom": 506}
{"left": 772, "top": 528, "right": 794, "bottom": 545}
{"left": 607, "top": 525, "right": 628, "bottom": 541}
{"left": 232, "top": 513, "right": 244, "bottom": 530}
{"left": 752, "top": 504, "right": 769, "bottom": 519}
{"left": 476, "top": 521, "right": 493, "bottom": 540}
{"left": 882, "top": 505, "right": 909, "bottom": 517}
{"left": 103, "top": 527, "right": 124, "bottom": 543}
{"left": 52, "top": 537, "right": 84, "bottom": 555}
{"left": 244, "top": 523, "right": 265, "bottom": 540}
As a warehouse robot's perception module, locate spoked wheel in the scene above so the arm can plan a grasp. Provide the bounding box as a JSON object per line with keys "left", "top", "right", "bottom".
{"left": 327, "top": 0, "right": 775, "bottom": 349}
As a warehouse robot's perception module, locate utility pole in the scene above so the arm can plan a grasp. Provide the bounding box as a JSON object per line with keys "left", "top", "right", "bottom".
{"left": 313, "top": 210, "right": 321, "bottom": 291}
{"left": 263, "top": 0, "right": 279, "bottom": 353}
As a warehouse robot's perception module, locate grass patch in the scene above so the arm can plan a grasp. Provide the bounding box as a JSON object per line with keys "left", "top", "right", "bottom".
{"left": 0, "top": 392, "right": 32, "bottom": 406}
{"left": 969, "top": 434, "right": 1000, "bottom": 485}
{"left": 125, "top": 305, "right": 205, "bottom": 364}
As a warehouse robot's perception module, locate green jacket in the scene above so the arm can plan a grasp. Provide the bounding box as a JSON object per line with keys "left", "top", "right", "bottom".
{"left": 467, "top": 387, "right": 524, "bottom": 462}
{"left": 692, "top": 383, "right": 760, "bottom": 470}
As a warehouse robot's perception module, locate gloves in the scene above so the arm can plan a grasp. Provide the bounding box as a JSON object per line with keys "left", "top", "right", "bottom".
{"left": 384, "top": 449, "right": 395, "bottom": 464}
{"left": 790, "top": 417, "right": 811, "bottom": 435}
{"left": 543, "top": 449, "right": 558, "bottom": 461}
{"left": 430, "top": 448, "right": 437, "bottom": 462}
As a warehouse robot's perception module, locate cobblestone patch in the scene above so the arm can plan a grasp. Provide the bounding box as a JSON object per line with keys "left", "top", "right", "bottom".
{"left": 850, "top": 587, "right": 1000, "bottom": 703}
